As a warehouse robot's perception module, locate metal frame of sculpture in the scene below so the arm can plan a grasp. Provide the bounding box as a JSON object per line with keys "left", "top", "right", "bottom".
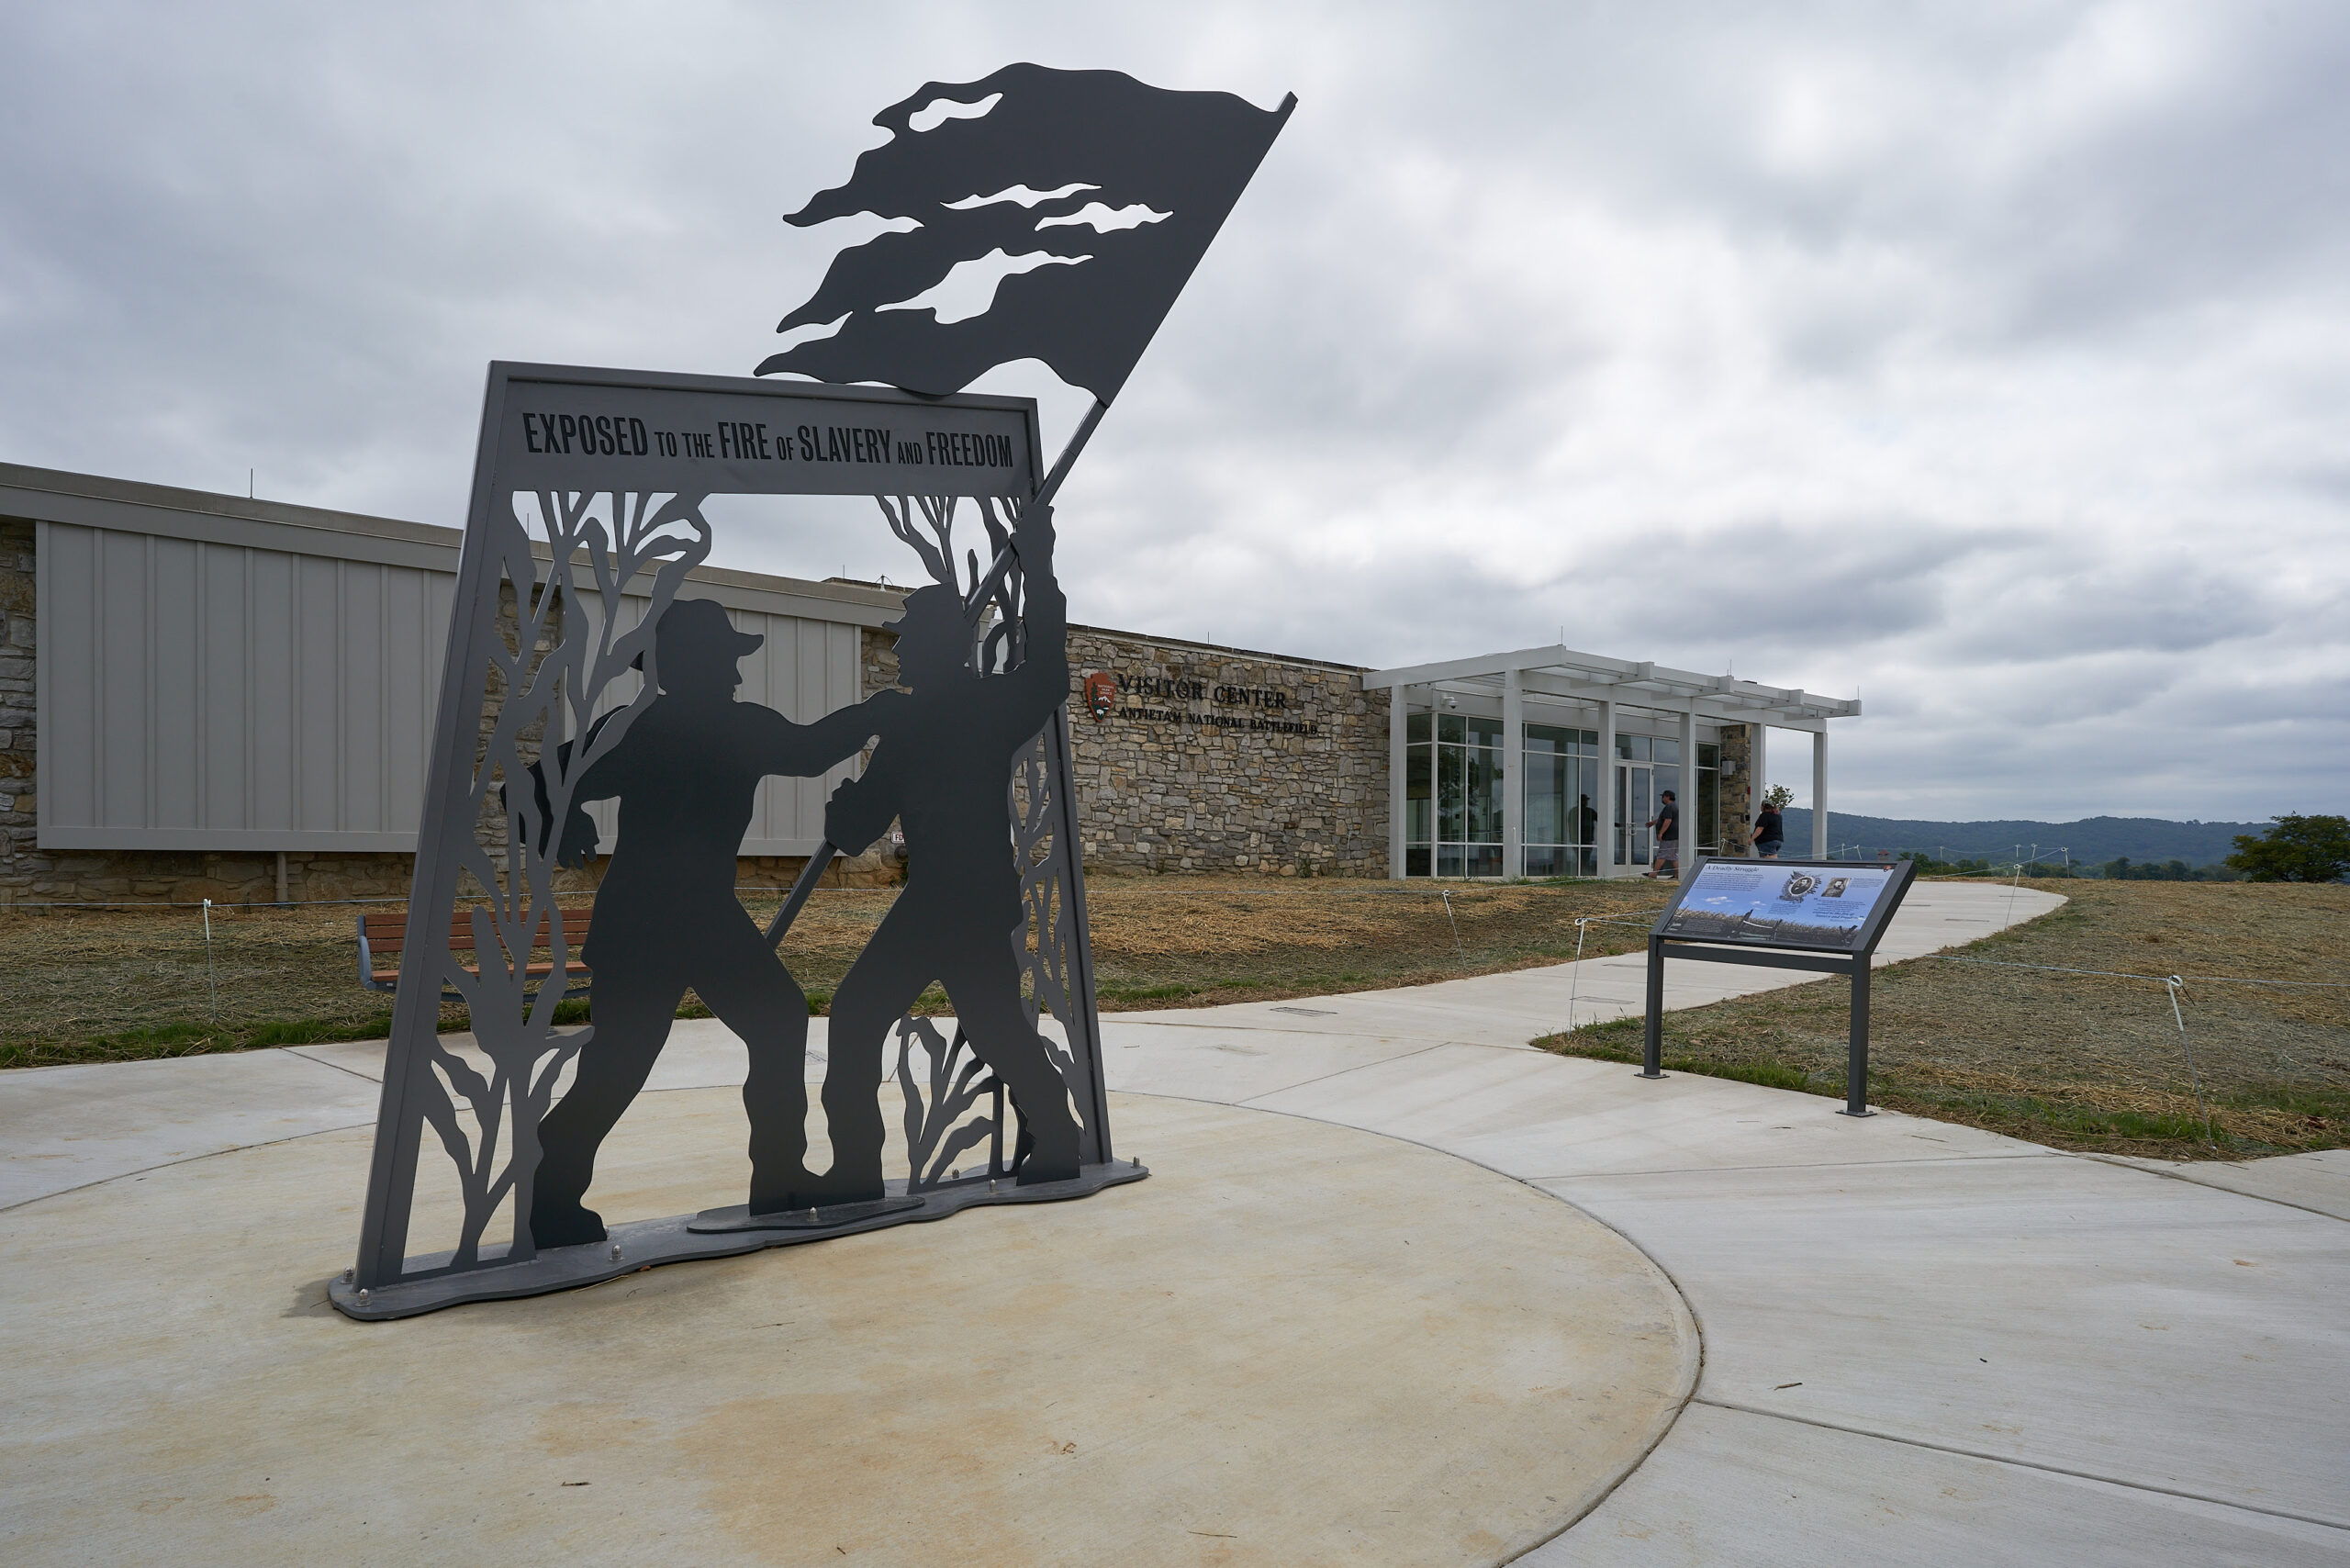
{"left": 334, "top": 63, "right": 1291, "bottom": 1320}
{"left": 333, "top": 366, "right": 1130, "bottom": 1319}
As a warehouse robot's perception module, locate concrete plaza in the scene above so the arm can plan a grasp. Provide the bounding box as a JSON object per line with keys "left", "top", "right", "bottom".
{"left": 4, "top": 881, "right": 2344, "bottom": 1563}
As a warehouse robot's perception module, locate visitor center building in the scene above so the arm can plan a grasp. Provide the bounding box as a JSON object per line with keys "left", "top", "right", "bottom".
{"left": 2, "top": 462, "right": 1859, "bottom": 902}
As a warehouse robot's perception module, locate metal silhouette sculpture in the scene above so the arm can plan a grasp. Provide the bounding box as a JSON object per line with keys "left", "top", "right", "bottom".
{"left": 527, "top": 599, "right": 906, "bottom": 1247}
{"left": 335, "top": 65, "right": 1290, "bottom": 1319}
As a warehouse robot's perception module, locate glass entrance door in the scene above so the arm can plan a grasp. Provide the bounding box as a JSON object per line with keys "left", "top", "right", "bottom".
{"left": 1616, "top": 763, "right": 1653, "bottom": 868}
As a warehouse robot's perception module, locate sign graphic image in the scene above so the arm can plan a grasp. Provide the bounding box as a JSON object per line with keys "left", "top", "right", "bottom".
{"left": 1662, "top": 860, "right": 1899, "bottom": 951}
{"left": 1083, "top": 671, "right": 1118, "bottom": 721}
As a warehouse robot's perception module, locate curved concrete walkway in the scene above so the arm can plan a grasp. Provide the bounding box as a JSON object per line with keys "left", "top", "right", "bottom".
{"left": 6, "top": 880, "right": 2346, "bottom": 1563}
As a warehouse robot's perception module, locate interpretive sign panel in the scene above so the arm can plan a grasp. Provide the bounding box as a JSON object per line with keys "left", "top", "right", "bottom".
{"left": 1642, "top": 857, "right": 1917, "bottom": 1116}
{"left": 1656, "top": 857, "right": 1911, "bottom": 954}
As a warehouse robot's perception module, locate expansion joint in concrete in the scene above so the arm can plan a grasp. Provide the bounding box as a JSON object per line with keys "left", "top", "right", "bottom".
{"left": 1689, "top": 1396, "right": 2350, "bottom": 1536}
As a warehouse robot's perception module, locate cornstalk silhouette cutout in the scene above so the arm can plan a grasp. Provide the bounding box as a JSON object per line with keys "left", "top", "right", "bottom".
{"left": 427, "top": 490, "right": 711, "bottom": 1267}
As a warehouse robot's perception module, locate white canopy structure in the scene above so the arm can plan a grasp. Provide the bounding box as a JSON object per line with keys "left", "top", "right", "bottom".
{"left": 1362, "top": 644, "right": 1862, "bottom": 879}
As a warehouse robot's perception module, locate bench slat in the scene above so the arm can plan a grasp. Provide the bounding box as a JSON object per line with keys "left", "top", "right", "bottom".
{"left": 359, "top": 906, "right": 597, "bottom": 996}
{"left": 364, "top": 909, "right": 595, "bottom": 952}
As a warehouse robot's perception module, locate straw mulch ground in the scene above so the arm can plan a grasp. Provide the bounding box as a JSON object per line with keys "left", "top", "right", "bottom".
{"left": 0, "top": 876, "right": 1669, "bottom": 1070}
{"left": 1537, "top": 879, "right": 2350, "bottom": 1162}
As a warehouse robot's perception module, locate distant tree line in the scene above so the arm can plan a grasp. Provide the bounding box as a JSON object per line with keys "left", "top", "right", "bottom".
{"left": 1881, "top": 815, "right": 2349, "bottom": 883}
{"left": 1888, "top": 851, "right": 2236, "bottom": 880}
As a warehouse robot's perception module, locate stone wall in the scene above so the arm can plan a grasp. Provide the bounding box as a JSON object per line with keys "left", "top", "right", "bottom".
{"left": 1718, "top": 722, "right": 1755, "bottom": 856}
{"left": 0, "top": 520, "right": 38, "bottom": 901}
{"left": 1064, "top": 627, "right": 1387, "bottom": 877}
{"left": 864, "top": 622, "right": 1387, "bottom": 877}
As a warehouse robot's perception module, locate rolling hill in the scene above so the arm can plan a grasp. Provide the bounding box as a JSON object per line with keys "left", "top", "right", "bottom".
{"left": 1774, "top": 812, "right": 2267, "bottom": 868}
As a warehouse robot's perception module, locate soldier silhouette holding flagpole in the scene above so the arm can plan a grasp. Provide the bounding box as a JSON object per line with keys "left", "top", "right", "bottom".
{"left": 530, "top": 599, "right": 903, "bottom": 1249}
{"left": 814, "top": 501, "right": 1083, "bottom": 1197}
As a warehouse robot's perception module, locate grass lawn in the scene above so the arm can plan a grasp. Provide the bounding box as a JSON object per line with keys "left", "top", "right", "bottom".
{"left": 0, "top": 875, "right": 1671, "bottom": 1070}
{"left": 1537, "top": 878, "right": 2350, "bottom": 1162}
{"left": 17, "top": 873, "right": 2338, "bottom": 1166}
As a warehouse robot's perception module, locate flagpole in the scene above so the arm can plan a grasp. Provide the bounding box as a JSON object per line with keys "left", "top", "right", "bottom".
{"left": 963, "top": 395, "right": 1107, "bottom": 616}
{"left": 771, "top": 396, "right": 1112, "bottom": 949}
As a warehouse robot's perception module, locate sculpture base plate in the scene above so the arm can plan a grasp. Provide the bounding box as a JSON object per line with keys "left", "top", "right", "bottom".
{"left": 329, "top": 1160, "right": 1147, "bottom": 1321}
{"left": 688, "top": 1194, "right": 927, "bottom": 1233}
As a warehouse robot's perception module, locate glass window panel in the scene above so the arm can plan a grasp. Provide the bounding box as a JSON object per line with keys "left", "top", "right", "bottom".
{"left": 1405, "top": 745, "right": 1432, "bottom": 845}
{"left": 1465, "top": 845, "right": 1503, "bottom": 878}
{"left": 1579, "top": 729, "right": 1599, "bottom": 747}
{"left": 1468, "top": 715, "right": 1505, "bottom": 748}
{"left": 1437, "top": 745, "right": 1466, "bottom": 842}
{"left": 1655, "top": 737, "right": 1680, "bottom": 767}
{"left": 1406, "top": 846, "right": 1431, "bottom": 877}
{"left": 1437, "top": 845, "right": 1465, "bottom": 878}
{"left": 1697, "top": 766, "right": 1720, "bottom": 855}
{"left": 1698, "top": 742, "right": 1718, "bottom": 768}
{"left": 1616, "top": 734, "right": 1635, "bottom": 760}
{"left": 1468, "top": 747, "right": 1502, "bottom": 843}
{"left": 1523, "top": 846, "right": 1563, "bottom": 878}
{"left": 1570, "top": 758, "right": 1599, "bottom": 847}
{"left": 1407, "top": 712, "right": 1430, "bottom": 744}
{"left": 1525, "top": 722, "right": 1568, "bottom": 756}
{"left": 1524, "top": 751, "right": 1565, "bottom": 846}
{"left": 1438, "top": 712, "right": 1466, "bottom": 744}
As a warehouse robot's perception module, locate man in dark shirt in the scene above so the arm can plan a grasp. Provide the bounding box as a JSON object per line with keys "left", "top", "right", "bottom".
{"left": 1752, "top": 801, "right": 1785, "bottom": 859}
{"left": 529, "top": 598, "right": 904, "bottom": 1248}
{"left": 1647, "top": 790, "right": 1681, "bottom": 879}
{"left": 1574, "top": 793, "right": 1600, "bottom": 877}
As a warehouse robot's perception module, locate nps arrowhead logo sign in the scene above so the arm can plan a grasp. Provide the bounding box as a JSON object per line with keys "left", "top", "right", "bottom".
{"left": 1083, "top": 671, "right": 1118, "bottom": 721}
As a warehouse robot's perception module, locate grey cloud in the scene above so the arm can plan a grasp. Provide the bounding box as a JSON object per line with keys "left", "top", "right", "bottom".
{"left": 2, "top": 1, "right": 2345, "bottom": 822}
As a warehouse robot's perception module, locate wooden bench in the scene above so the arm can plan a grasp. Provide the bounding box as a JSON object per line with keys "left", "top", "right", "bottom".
{"left": 358, "top": 908, "right": 596, "bottom": 999}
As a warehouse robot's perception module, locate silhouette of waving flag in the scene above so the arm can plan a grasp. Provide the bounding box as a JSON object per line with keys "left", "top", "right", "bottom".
{"left": 757, "top": 64, "right": 1294, "bottom": 403}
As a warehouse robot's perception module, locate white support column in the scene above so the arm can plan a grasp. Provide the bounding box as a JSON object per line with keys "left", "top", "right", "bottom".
{"left": 1750, "top": 723, "right": 1767, "bottom": 857}
{"left": 1502, "top": 667, "right": 1524, "bottom": 879}
{"left": 1597, "top": 699, "right": 1618, "bottom": 878}
{"left": 1388, "top": 683, "right": 1407, "bottom": 879}
{"left": 1677, "top": 708, "right": 1697, "bottom": 872}
{"left": 1812, "top": 727, "right": 1830, "bottom": 859}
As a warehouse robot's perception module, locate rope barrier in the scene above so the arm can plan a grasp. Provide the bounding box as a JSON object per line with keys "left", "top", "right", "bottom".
{"left": 1932, "top": 956, "right": 2350, "bottom": 988}
{"left": 1555, "top": 912, "right": 1675, "bottom": 1036}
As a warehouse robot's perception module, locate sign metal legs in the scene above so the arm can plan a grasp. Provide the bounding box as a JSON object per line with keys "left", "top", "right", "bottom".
{"left": 1838, "top": 961, "right": 1875, "bottom": 1117}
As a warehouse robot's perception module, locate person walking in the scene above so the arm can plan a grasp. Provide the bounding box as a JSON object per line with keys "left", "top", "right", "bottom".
{"left": 1751, "top": 799, "right": 1785, "bottom": 860}
{"left": 1647, "top": 790, "right": 1681, "bottom": 879}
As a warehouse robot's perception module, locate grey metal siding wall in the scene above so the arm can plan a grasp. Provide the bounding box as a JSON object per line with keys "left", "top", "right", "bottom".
{"left": 18, "top": 465, "right": 899, "bottom": 860}
{"left": 37, "top": 519, "right": 453, "bottom": 850}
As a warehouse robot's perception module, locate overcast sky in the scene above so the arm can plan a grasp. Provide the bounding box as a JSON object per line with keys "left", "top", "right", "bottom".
{"left": 4, "top": 2, "right": 2344, "bottom": 823}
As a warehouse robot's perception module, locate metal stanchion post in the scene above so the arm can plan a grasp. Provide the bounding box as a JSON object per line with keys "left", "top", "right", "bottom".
{"left": 1839, "top": 957, "right": 1874, "bottom": 1116}
{"left": 202, "top": 898, "right": 218, "bottom": 1022}
{"left": 1640, "top": 935, "right": 1666, "bottom": 1079}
